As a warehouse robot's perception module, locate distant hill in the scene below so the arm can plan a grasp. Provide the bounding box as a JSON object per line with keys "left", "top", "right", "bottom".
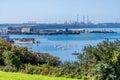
{"left": 1, "top": 23, "right": 120, "bottom": 29}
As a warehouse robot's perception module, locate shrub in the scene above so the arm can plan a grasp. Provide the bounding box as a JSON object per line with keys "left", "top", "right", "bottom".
{"left": 3, "top": 51, "right": 23, "bottom": 70}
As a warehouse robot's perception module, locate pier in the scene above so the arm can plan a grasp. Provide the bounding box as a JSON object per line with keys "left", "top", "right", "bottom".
{"left": 7, "top": 27, "right": 117, "bottom": 35}
{"left": 89, "top": 30, "right": 116, "bottom": 33}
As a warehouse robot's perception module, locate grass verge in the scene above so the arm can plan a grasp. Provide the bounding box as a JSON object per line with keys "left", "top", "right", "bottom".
{"left": 0, "top": 71, "right": 79, "bottom": 80}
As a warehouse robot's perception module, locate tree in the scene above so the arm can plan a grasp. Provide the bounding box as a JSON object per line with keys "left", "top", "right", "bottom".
{"left": 3, "top": 51, "right": 23, "bottom": 69}
{"left": 77, "top": 40, "right": 120, "bottom": 79}
{"left": 0, "top": 40, "right": 12, "bottom": 65}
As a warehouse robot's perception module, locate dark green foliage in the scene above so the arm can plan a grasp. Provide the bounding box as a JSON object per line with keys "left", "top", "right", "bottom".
{"left": 0, "top": 40, "right": 61, "bottom": 72}
{"left": 11, "top": 46, "right": 61, "bottom": 66}
{"left": 0, "top": 40, "right": 12, "bottom": 65}
{"left": 3, "top": 51, "right": 23, "bottom": 69}
{"left": 3, "top": 66, "right": 17, "bottom": 72}
{"left": 78, "top": 40, "right": 120, "bottom": 79}
{"left": 22, "top": 64, "right": 61, "bottom": 76}
{"left": 59, "top": 61, "right": 81, "bottom": 78}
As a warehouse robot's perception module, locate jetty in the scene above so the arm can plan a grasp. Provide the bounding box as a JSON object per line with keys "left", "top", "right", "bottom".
{"left": 89, "top": 30, "right": 116, "bottom": 33}
{"left": 8, "top": 28, "right": 85, "bottom": 35}
{"left": 7, "top": 27, "right": 117, "bottom": 35}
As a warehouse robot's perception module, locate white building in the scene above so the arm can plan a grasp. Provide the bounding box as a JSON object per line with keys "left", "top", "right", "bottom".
{"left": 13, "top": 38, "right": 34, "bottom": 44}
{"left": 21, "top": 28, "right": 31, "bottom": 33}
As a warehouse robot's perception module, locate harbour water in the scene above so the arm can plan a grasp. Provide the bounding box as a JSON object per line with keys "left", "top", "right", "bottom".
{"left": 9, "top": 28, "right": 120, "bottom": 62}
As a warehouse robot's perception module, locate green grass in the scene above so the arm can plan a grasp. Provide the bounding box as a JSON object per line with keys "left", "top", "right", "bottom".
{"left": 0, "top": 71, "right": 79, "bottom": 80}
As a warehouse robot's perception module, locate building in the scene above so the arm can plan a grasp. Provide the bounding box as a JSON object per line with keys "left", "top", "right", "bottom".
{"left": 0, "top": 29, "right": 10, "bottom": 41}
{"left": 8, "top": 27, "right": 21, "bottom": 33}
{"left": 13, "top": 38, "right": 35, "bottom": 44}
{"left": 21, "top": 27, "right": 32, "bottom": 33}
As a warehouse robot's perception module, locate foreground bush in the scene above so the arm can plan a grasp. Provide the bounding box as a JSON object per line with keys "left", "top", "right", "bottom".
{"left": 78, "top": 40, "right": 120, "bottom": 79}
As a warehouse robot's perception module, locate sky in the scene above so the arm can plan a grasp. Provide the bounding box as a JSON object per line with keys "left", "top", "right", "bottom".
{"left": 0, "top": 0, "right": 120, "bottom": 24}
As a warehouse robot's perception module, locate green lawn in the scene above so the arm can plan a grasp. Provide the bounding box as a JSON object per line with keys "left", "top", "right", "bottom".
{"left": 0, "top": 71, "right": 79, "bottom": 80}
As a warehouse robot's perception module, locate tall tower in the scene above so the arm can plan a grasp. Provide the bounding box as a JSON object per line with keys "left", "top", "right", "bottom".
{"left": 77, "top": 14, "right": 79, "bottom": 23}
{"left": 83, "top": 16, "right": 85, "bottom": 24}
{"left": 87, "top": 16, "right": 89, "bottom": 24}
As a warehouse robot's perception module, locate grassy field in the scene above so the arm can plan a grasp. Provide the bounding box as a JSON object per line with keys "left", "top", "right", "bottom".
{"left": 0, "top": 71, "right": 79, "bottom": 80}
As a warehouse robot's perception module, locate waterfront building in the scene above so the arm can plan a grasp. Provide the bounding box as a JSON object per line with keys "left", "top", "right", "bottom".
{"left": 0, "top": 29, "right": 10, "bottom": 42}
{"left": 8, "top": 27, "right": 21, "bottom": 33}
{"left": 21, "top": 27, "right": 32, "bottom": 33}
{"left": 13, "top": 38, "right": 35, "bottom": 44}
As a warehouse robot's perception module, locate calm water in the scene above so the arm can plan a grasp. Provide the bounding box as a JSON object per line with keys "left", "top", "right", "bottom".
{"left": 9, "top": 28, "right": 120, "bottom": 62}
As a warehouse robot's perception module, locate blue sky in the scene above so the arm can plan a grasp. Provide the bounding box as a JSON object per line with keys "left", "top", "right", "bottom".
{"left": 0, "top": 0, "right": 120, "bottom": 23}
